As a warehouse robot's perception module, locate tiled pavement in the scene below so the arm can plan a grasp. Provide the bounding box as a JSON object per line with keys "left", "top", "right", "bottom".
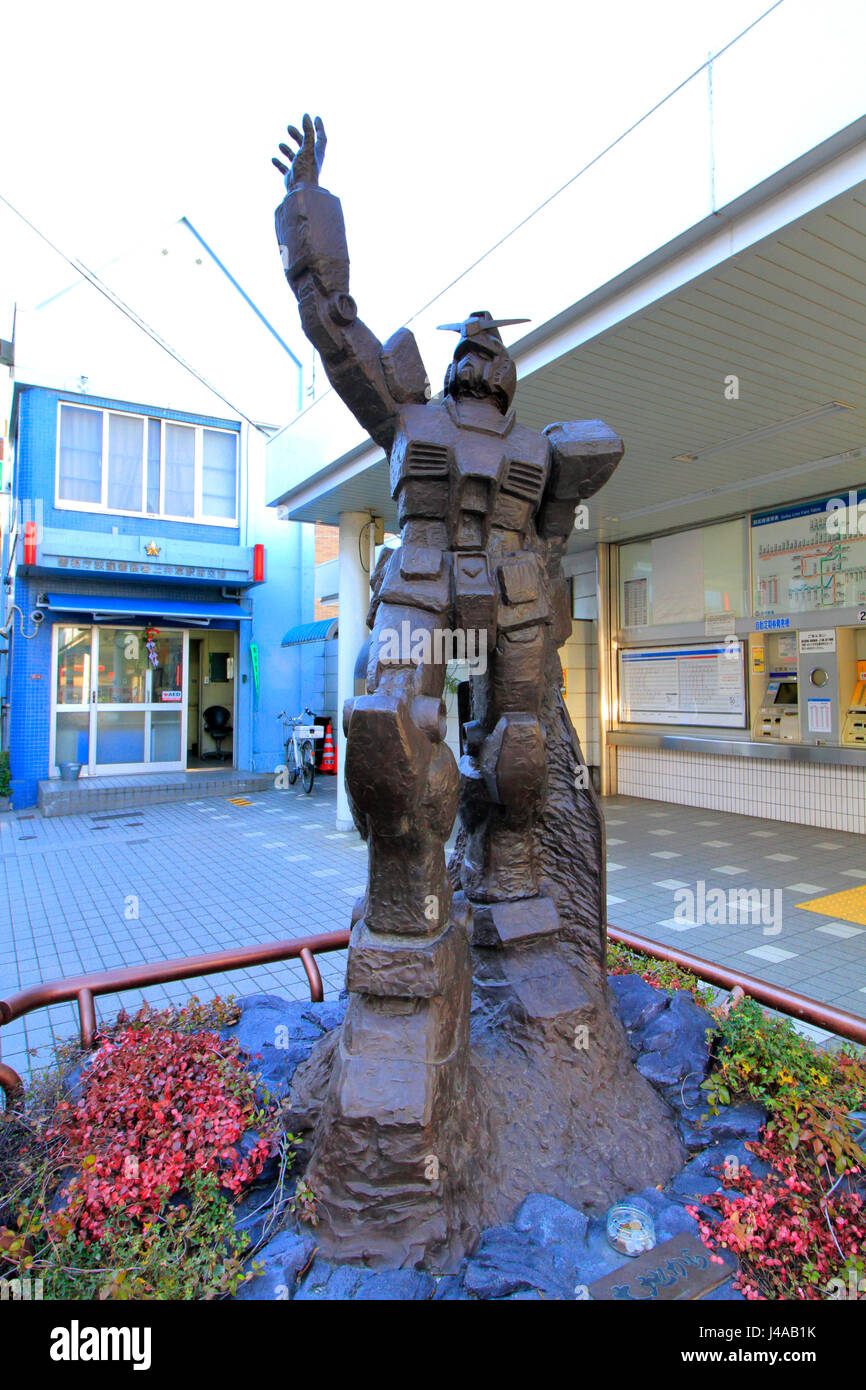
{"left": 0, "top": 778, "right": 354, "bottom": 1083}
{"left": 2, "top": 784, "right": 864, "bottom": 1085}
{"left": 603, "top": 795, "right": 866, "bottom": 1026}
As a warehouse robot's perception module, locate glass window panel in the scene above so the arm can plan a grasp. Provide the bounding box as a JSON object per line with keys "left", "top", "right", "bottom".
{"left": 202, "top": 429, "right": 237, "bottom": 519}
{"left": 151, "top": 632, "right": 184, "bottom": 703}
{"left": 107, "top": 413, "right": 144, "bottom": 511}
{"left": 164, "top": 423, "right": 195, "bottom": 517}
{"left": 96, "top": 710, "right": 145, "bottom": 765}
{"left": 55, "top": 712, "right": 89, "bottom": 766}
{"left": 56, "top": 626, "right": 91, "bottom": 705}
{"left": 96, "top": 628, "right": 148, "bottom": 703}
{"left": 150, "top": 710, "right": 182, "bottom": 762}
{"left": 58, "top": 405, "right": 102, "bottom": 503}
{"left": 147, "top": 418, "right": 161, "bottom": 512}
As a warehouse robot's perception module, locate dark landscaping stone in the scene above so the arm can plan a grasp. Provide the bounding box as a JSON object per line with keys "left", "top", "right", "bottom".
{"left": 352, "top": 1269, "right": 435, "bottom": 1301}
{"left": 60, "top": 1060, "right": 89, "bottom": 1104}
{"left": 293, "top": 1256, "right": 361, "bottom": 1301}
{"left": 224, "top": 994, "right": 348, "bottom": 1101}
{"left": 226, "top": 994, "right": 321, "bottom": 1052}
{"left": 293, "top": 1257, "right": 432, "bottom": 1301}
{"left": 634, "top": 990, "right": 717, "bottom": 1089}
{"left": 233, "top": 1228, "right": 317, "bottom": 1301}
{"left": 301, "top": 999, "right": 348, "bottom": 1034}
{"left": 687, "top": 1139, "right": 771, "bottom": 1184}
{"left": 433, "top": 1274, "right": 465, "bottom": 1300}
{"left": 667, "top": 1166, "right": 727, "bottom": 1205}
{"left": 607, "top": 974, "right": 669, "bottom": 1040}
{"left": 462, "top": 1225, "right": 580, "bottom": 1300}
{"left": 512, "top": 1192, "right": 590, "bottom": 1249}
{"left": 678, "top": 1100, "right": 767, "bottom": 1151}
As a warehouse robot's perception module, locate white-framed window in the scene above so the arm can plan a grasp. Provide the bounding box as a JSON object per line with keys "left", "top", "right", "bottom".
{"left": 55, "top": 402, "right": 239, "bottom": 525}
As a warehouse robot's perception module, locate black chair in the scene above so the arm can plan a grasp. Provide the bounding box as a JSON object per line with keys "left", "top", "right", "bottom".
{"left": 203, "top": 705, "right": 232, "bottom": 761}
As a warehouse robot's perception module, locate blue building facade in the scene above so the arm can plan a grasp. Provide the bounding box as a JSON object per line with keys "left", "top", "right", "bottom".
{"left": 4, "top": 383, "right": 312, "bottom": 808}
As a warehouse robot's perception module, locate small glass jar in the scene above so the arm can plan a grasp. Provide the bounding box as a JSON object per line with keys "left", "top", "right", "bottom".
{"left": 606, "top": 1203, "right": 656, "bottom": 1257}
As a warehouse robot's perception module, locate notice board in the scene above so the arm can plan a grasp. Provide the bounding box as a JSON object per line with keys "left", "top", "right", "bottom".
{"left": 619, "top": 641, "right": 746, "bottom": 728}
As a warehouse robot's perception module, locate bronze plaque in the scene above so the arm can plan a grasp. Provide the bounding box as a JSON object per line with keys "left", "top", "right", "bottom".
{"left": 588, "top": 1233, "right": 737, "bottom": 1301}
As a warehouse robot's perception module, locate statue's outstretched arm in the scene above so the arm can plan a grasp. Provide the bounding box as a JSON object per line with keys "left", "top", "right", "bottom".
{"left": 273, "top": 116, "right": 429, "bottom": 450}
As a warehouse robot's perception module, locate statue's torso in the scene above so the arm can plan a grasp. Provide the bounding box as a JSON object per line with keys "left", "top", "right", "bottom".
{"left": 390, "top": 399, "right": 550, "bottom": 553}
{"left": 374, "top": 398, "right": 557, "bottom": 637}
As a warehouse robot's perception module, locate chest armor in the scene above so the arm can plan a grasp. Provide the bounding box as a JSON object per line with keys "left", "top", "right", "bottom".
{"left": 390, "top": 401, "right": 550, "bottom": 549}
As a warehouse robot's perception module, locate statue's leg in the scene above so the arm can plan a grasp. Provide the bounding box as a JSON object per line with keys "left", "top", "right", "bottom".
{"left": 344, "top": 600, "right": 458, "bottom": 936}
{"left": 460, "top": 621, "right": 548, "bottom": 904}
{"left": 299, "top": 594, "right": 480, "bottom": 1268}
{"left": 458, "top": 619, "right": 593, "bottom": 1024}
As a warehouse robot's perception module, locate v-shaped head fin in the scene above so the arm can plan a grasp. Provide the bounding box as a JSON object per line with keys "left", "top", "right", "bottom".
{"left": 437, "top": 312, "right": 530, "bottom": 337}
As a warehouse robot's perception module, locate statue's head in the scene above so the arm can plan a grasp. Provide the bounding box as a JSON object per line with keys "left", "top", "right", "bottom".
{"left": 439, "top": 311, "right": 528, "bottom": 414}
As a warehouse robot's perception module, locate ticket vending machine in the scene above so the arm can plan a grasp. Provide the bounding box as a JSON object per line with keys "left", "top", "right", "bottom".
{"left": 842, "top": 657, "right": 866, "bottom": 747}
{"left": 751, "top": 632, "right": 800, "bottom": 741}
{"left": 753, "top": 673, "right": 800, "bottom": 742}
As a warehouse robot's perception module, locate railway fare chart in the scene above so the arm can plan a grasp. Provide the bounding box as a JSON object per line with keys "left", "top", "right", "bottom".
{"left": 751, "top": 491, "right": 866, "bottom": 616}
{"left": 619, "top": 642, "right": 746, "bottom": 727}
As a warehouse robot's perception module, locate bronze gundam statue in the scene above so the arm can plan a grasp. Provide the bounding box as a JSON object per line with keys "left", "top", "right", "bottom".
{"left": 272, "top": 116, "right": 682, "bottom": 1267}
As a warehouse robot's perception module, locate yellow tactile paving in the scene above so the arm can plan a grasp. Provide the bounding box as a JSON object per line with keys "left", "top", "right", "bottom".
{"left": 797, "top": 885, "right": 866, "bottom": 926}
{"left": 228, "top": 797, "right": 253, "bottom": 807}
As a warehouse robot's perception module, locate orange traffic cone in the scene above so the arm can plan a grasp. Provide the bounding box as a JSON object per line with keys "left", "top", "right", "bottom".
{"left": 321, "top": 721, "right": 336, "bottom": 774}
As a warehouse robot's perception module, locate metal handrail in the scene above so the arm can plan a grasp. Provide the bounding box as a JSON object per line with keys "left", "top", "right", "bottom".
{"left": 0, "top": 927, "right": 350, "bottom": 1105}
{"left": 608, "top": 925, "right": 866, "bottom": 1045}
{"left": 3, "top": 920, "right": 864, "bottom": 1107}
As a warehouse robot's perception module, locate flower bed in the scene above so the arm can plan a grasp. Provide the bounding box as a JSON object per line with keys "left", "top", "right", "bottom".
{"left": 0, "top": 997, "right": 290, "bottom": 1300}
{"left": 609, "top": 946, "right": 866, "bottom": 1300}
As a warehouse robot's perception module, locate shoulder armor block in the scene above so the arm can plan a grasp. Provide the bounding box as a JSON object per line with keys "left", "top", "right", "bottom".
{"left": 542, "top": 420, "right": 624, "bottom": 502}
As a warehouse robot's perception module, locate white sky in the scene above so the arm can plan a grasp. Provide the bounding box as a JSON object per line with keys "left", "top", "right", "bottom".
{"left": 0, "top": 0, "right": 786, "bottom": 415}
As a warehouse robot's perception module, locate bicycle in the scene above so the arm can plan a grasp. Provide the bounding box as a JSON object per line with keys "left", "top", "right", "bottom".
{"left": 276, "top": 708, "right": 320, "bottom": 794}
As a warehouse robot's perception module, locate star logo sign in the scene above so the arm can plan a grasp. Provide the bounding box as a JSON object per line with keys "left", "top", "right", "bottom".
{"left": 145, "top": 542, "right": 161, "bottom": 557}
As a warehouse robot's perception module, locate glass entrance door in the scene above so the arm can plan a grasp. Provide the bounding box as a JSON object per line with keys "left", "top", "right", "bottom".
{"left": 53, "top": 625, "right": 188, "bottom": 775}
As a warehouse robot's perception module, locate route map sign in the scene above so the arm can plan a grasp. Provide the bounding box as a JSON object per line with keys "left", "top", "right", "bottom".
{"left": 752, "top": 489, "right": 866, "bottom": 617}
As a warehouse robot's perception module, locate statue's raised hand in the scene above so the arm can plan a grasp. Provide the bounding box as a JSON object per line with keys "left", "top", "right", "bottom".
{"left": 272, "top": 114, "right": 327, "bottom": 190}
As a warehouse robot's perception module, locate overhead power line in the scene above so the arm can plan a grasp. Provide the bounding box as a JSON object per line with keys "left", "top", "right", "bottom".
{"left": 0, "top": 191, "right": 270, "bottom": 432}
{"left": 402, "top": 0, "right": 788, "bottom": 328}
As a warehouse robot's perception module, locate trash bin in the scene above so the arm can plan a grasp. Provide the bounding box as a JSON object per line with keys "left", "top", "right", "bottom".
{"left": 58, "top": 762, "right": 82, "bottom": 782}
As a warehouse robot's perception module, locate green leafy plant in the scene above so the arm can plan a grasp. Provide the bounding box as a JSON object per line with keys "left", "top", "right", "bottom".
{"left": 702, "top": 993, "right": 865, "bottom": 1116}
{"left": 0, "top": 751, "right": 11, "bottom": 800}
{"left": 691, "top": 993, "right": 866, "bottom": 1298}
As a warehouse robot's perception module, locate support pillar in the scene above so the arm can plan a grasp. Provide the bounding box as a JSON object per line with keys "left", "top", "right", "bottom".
{"left": 336, "top": 510, "right": 371, "bottom": 830}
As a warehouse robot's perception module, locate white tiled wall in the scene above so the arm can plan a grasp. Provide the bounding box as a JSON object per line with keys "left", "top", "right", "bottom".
{"left": 562, "top": 620, "right": 600, "bottom": 767}
{"left": 617, "top": 747, "right": 866, "bottom": 833}
{"left": 562, "top": 551, "right": 601, "bottom": 768}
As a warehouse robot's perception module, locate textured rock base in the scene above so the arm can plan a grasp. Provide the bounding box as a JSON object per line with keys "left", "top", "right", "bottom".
{"left": 287, "top": 933, "right": 684, "bottom": 1270}
{"left": 228, "top": 986, "right": 762, "bottom": 1299}
{"left": 289, "top": 917, "right": 487, "bottom": 1270}
{"left": 467, "top": 937, "right": 685, "bottom": 1227}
